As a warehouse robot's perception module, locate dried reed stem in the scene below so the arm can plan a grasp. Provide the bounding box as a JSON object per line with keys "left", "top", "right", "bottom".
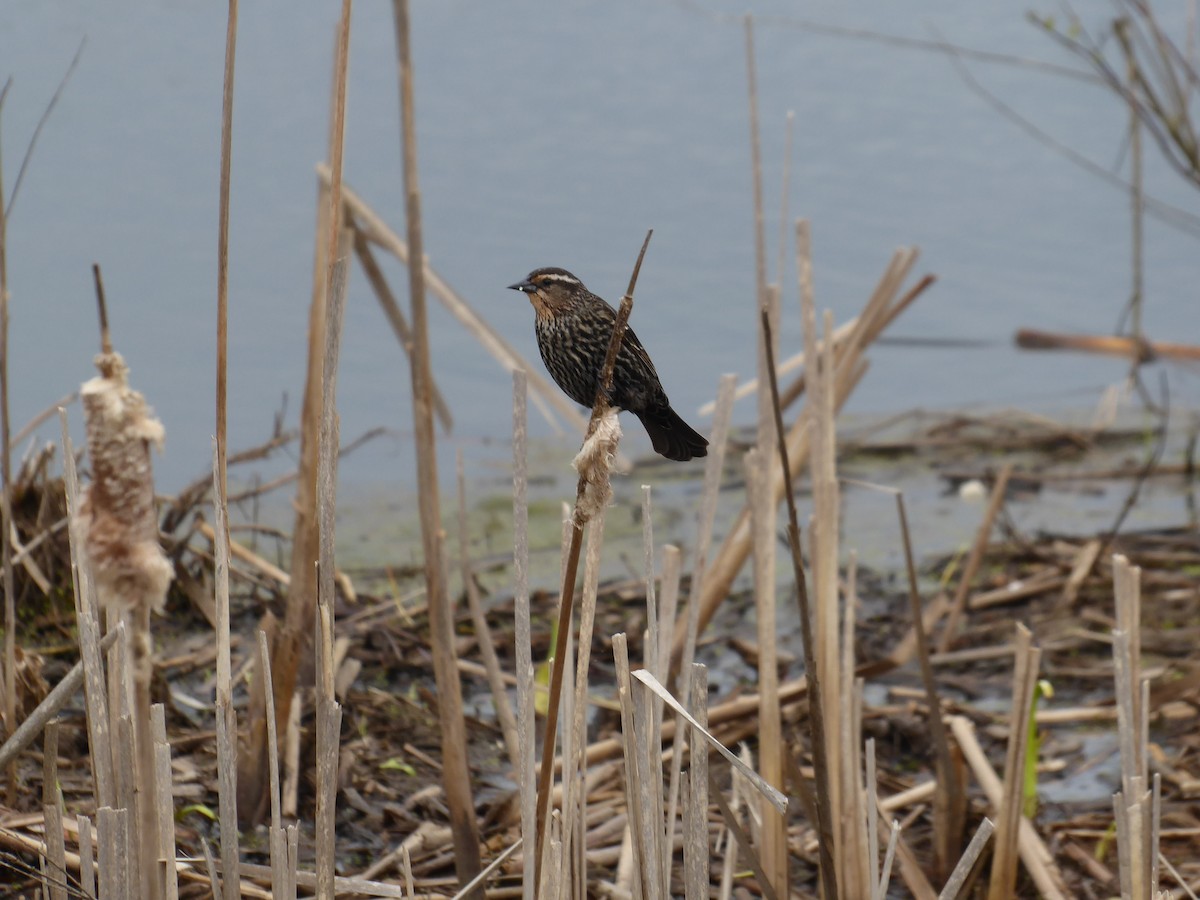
{"left": 745, "top": 15, "right": 767, "bottom": 297}
{"left": 260, "top": 628, "right": 288, "bottom": 897}
{"left": 314, "top": 614, "right": 343, "bottom": 900}
{"left": 938, "top": 818, "right": 995, "bottom": 900}
{"left": 0, "top": 69, "right": 16, "bottom": 809}
{"left": 239, "top": 8, "right": 344, "bottom": 822}
{"left": 642, "top": 485, "right": 657, "bottom": 690}
{"left": 314, "top": 239, "right": 349, "bottom": 899}
{"left": 666, "top": 373, "right": 735, "bottom": 847}
{"left": 841, "top": 569, "right": 869, "bottom": 898}
{"left": 78, "top": 813, "right": 95, "bottom": 899}
{"left": 98, "top": 807, "right": 129, "bottom": 900}
{"left": 948, "top": 715, "right": 1067, "bottom": 899}
{"left": 533, "top": 232, "right": 652, "bottom": 886}
{"left": 563, "top": 501, "right": 609, "bottom": 894}
{"left": 58, "top": 409, "right": 115, "bottom": 810}
{"left": 42, "top": 722, "right": 67, "bottom": 900}
{"left": 743, "top": 20, "right": 786, "bottom": 883}
{"left": 777, "top": 111, "right": 795, "bottom": 287}
{"left": 896, "top": 492, "right": 965, "bottom": 878}
{"left": 1111, "top": 554, "right": 1161, "bottom": 896}
{"left": 804, "top": 288, "right": 845, "bottom": 888}
{"left": 683, "top": 665, "right": 710, "bottom": 899}
{"left": 212, "top": 1, "right": 240, "bottom": 894}
{"left": 746, "top": 447, "right": 786, "bottom": 894}
{"left": 151, "top": 706, "right": 178, "bottom": 900}
{"left": 760, "top": 308, "right": 838, "bottom": 898}
{"left": 450, "top": 839, "right": 524, "bottom": 900}
{"left": 873, "top": 803, "right": 937, "bottom": 900}
{"left": 457, "top": 453, "right": 519, "bottom": 767}
{"left": 212, "top": 447, "right": 239, "bottom": 900}
{"left": 986, "top": 624, "right": 1042, "bottom": 899}
{"left": 673, "top": 378, "right": 738, "bottom": 665}
{"left": 612, "top": 634, "right": 648, "bottom": 900}
{"left": 392, "top": 0, "right": 482, "bottom": 888}
{"left": 633, "top": 679, "right": 665, "bottom": 900}
{"left": 215, "top": 0, "right": 237, "bottom": 506}
{"left": 512, "top": 370, "right": 537, "bottom": 900}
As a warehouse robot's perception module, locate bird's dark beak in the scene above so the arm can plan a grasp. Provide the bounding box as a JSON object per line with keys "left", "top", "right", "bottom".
{"left": 508, "top": 279, "right": 534, "bottom": 293}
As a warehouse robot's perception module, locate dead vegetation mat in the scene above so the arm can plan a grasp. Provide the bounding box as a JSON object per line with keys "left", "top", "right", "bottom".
{"left": 1, "top": 411, "right": 1199, "bottom": 897}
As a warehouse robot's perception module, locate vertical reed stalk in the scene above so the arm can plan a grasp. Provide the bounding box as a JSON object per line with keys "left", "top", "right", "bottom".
{"left": 512, "top": 370, "right": 537, "bottom": 900}
{"left": 896, "top": 492, "right": 964, "bottom": 878}
{"left": 1124, "top": 24, "right": 1145, "bottom": 352}
{"left": 796, "top": 219, "right": 849, "bottom": 892}
{"left": 563, "top": 502, "right": 609, "bottom": 895}
{"left": 744, "top": 14, "right": 767, "bottom": 297}
{"left": 392, "top": 0, "right": 482, "bottom": 888}
{"left": 612, "top": 634, "right": 647, "bottom": 900}
{"left": 214, "top": 0, "right": 237, "bottom": 564}
{"left": 0, "top": 75, "right": 17, "bottom": 808}
{"left": 212, "top": 450, "right": 238, "bottom": 900}
{"left": 985, "top": 624, "right": 1043, "bottom": 900}
{"left": 666, "top": 373, "right": 736, "bottom": 849}
{"left": 804, "top": 303, "right": 842, "bottom": 878}
{"left": 742, "top": 29, "right": 784, "bottom": 881}
{"left": 258, "top": 630, "right": 287, "bottom": 898}
{"left": 42, "top": 722, "right": 66, "bottom": 900}
{"left": 655, "top": 545, "right": 681, "bottom": 700}
{"left": 97, "top": 807, "right": 129, "bottom": 900}
{"left": 240, "top": 0, "right": 345, "bottom": 824}
{"left": 776, "top": 111, "right": 795, "bottom": 287}
{"left": 457, "top": 453, "right": 519, "bottom": 768}
{"left": 1111, "top": 555, "right": 1159, "bottom": 896}
{"left": 213, "top": 2, "right": 240, "bottom": 894}
{"left": 683, "top": 664, "right": 709, "bottom": 898}
{"left": 151, "top": 706, "right": 178, "bottom": 900}
{"left": 314, "top": 251, "right": 349, "bottom": 900}
{"left": 1, "top": 59, "right": 82, "bottom": 799}
{"left": 840, "top": 561, "right": 870, "bottom": 897}
{"left": 58, "top": 410, "right": 114, "bottom": 812}
{"left": 760, "top": 309, "right": 838, "bottom": 899}
{"left": 642, "top": 486, "right": 658, "bottom": 703}
{"left": 533, "top": 232, "right": 652, "bottom": 887}
{"left": 78, "top": 813, "right": 95, "bottom": 898}
{"left": 746, "top": 446, "right": 785, "bottom": 894}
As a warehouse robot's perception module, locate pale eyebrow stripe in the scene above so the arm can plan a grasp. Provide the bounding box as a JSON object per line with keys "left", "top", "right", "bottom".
{"left": 535, "top": 272, "right": 579, "bottom": 285}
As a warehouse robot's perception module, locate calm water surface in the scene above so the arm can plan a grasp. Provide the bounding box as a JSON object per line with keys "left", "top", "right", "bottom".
{"left": 3, "top": 1, "right": 1197, "bottom": 492}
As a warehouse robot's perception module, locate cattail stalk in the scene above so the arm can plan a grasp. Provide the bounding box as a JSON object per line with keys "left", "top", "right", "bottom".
{"left": 392, "top": 0, "right": 482, "bottom": 888}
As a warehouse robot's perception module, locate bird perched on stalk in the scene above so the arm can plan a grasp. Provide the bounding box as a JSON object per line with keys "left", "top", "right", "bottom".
{"left": 508, "top": 267, "right": 708, "bottom": 462}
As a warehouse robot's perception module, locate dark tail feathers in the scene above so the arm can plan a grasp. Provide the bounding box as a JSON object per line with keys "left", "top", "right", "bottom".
{"left": 636, "top": 405, "right": 709, "bottom": 462}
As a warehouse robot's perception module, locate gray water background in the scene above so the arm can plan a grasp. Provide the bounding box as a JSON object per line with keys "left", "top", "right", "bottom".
{"left": 3, "top": 1, "right": 1198, "bottom": 494}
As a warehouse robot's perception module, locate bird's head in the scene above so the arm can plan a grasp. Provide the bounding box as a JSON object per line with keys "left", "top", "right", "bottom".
{"left": 508, "top": 267, "right": 586, "bottom": 317}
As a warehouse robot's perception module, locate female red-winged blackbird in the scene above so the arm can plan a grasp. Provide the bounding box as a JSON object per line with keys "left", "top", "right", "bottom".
{"left": 508, "top": 267, "right": 708, "bottom": 462}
